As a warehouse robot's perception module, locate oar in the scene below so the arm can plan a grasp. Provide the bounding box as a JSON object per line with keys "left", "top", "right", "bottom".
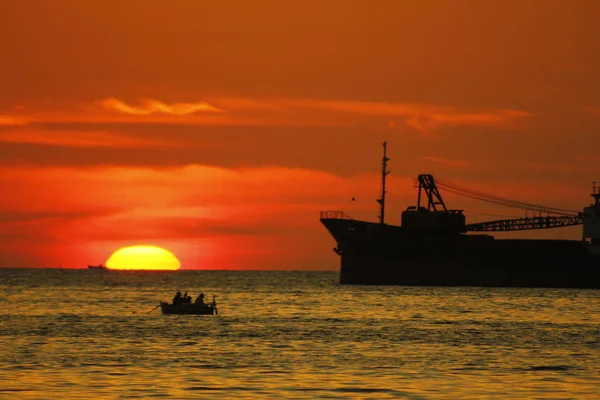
{"left": 147, "top": 304, "right": 161, "bottom": 314}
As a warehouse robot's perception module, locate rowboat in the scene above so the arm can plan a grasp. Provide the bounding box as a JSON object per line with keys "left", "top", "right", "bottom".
{"left": 159, "top": 296, "right": 218, "bottom": 315}
{"left": 159, "top": 302, "right": 217, "bottom": 315}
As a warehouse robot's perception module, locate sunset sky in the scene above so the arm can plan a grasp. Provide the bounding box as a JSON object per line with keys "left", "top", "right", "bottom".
{"left": 1, "top": 1, "right": 599, "bottom": 269}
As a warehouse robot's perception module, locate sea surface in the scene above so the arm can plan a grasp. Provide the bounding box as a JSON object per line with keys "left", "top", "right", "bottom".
{"left": 0, "top": 269, "right": 598, "bottom": 399}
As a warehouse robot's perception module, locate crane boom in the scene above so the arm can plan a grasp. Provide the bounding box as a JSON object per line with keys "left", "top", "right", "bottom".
{"left": 412, "top": 175, "right": 583, "bottom": 232}
{"left": 465, "top": 214, "right": 583, "bottom": 232}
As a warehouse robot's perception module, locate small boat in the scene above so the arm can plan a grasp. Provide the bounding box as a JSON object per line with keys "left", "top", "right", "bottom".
{"left": 88, "top": 264, "right": 107, "bottom": 270}
{"left": 159, "top": 296, "right": 218, "bottom": 315}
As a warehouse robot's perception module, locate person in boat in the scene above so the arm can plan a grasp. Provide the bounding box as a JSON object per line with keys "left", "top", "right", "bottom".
{"left": 195, "top": 293, "right": 205, "bottom": 305}
{"left": 172, "top": 291, "right": 182, "bottom": 305}
{"left": 183, "top": 291, "right": 192, "bottom": 304}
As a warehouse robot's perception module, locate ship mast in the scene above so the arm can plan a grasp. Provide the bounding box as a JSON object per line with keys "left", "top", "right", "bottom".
{"left": 592, "top": 181, "right": 600, "bottom": 207}
{"left": 377, "top": 141, "right": 390, "bottom": 224}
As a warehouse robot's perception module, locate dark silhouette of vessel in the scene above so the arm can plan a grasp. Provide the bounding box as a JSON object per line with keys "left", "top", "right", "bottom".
{"left": 88, "top": 264, "right": 107, "bottom": 270}
{"left": 320, "top": 142, "right": 600, "bottom": 288}
{"left": 159, "top": 295, "right": 218, "bottom": 315}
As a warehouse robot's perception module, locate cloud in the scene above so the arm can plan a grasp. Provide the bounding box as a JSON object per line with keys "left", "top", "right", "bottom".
{"left": 91, "top": 96, "right": 533, "bottom": 132}
{"left": 2, "top": 97, "right": 534, "bottom": 137}
{"left": 0, "top": 130, "right": 187, "bottom": 148}
{"left": 0, "top": 115, "right": 26, "bottom": 126}
{"left": 0, "top": 163, "right": 394, "bottom": 268}
{"left": 0, "top": 164, "right": 369, "bottom": 216}
{"left": 211, "top": 97, "right": 533, "bottom": 133}
{"left": 0, "top": 209, "right": 119, "bottom": 224}
{"left": 0, "top": 207, "right": 125, "bottom": 247}
{"left": 99, "top": 97, "right": 223, "bottom": 115}
{"left": 0, "top": 162, "right": 588, "bottom": 268}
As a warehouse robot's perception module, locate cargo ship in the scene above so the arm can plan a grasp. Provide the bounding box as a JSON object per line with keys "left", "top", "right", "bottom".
{"left": 320, "top": 143, "right": 600, "bottom": 288}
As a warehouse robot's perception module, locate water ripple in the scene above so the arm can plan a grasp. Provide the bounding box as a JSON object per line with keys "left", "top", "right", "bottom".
{"left": 0, "top": 269, "right": 598, "bottom": 399}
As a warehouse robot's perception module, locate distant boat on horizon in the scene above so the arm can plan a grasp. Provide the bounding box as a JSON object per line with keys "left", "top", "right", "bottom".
{"left": 88, "top": 264, "right": 107, "bottom": 270}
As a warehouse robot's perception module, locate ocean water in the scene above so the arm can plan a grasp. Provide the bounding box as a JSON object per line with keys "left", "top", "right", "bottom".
{"left": 0, "top": 269, "right": 598, "bottom": 399}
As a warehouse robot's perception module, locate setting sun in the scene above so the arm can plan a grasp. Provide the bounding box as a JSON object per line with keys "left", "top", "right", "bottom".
{"left": 106, "top": 245, "right": 181, "bottom": 270}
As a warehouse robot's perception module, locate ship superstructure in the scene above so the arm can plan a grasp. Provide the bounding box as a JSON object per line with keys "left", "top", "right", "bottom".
{"left": 320, "top": 143, "right": 600, "bottom": 288}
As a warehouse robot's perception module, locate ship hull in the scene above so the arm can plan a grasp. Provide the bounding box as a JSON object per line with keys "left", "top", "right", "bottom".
{"left": 322, "top": 218, "right": 600, "bottom": 289}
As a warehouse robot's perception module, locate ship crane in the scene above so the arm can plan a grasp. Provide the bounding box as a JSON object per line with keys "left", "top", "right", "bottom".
{"left": 464, "top": 214, "right": 583, "bottom": 232}
{"left": 424, "top": 177, "right": 584, "bottom": 232}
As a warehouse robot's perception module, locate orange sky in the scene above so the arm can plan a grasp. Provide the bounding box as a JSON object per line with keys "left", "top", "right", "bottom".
{"left": 1, "top": 1, "right": 599, "bottom": 269}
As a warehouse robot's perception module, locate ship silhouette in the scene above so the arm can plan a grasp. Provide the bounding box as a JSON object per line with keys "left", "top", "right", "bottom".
{"left": 320, "top": 142, "right": 600, "bottom": 288}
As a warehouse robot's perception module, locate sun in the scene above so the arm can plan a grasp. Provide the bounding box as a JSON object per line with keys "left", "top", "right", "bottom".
{"left": 106, "top": 245, "right": 181, "bottom": 270}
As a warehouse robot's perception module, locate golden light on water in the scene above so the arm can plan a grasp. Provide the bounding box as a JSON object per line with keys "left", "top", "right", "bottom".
{"left": 106, "top": 245, "right": 181, "bottom": 270}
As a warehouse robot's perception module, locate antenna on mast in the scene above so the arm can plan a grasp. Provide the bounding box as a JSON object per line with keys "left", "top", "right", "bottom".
{"left": 376, "top": 141, "right": 390, "bottom": 224}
